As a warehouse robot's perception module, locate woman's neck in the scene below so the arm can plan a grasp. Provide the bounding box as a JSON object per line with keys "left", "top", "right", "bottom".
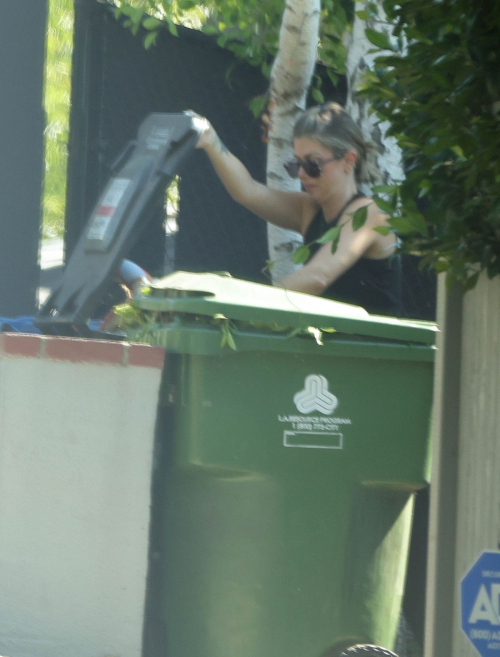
{"left": 321, "top": 183, "right": 359, "bottom": 222}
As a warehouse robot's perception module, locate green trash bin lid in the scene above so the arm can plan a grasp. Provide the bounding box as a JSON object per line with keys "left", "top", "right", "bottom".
{"left": 133, "top": 271, "right": 437, "bottom": 346}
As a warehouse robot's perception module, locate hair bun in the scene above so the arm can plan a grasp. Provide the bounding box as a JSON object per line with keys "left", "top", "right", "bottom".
{"left": 358, "top": 140, "right": 381, "bottom": 185}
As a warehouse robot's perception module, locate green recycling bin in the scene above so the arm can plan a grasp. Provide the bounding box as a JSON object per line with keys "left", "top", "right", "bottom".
{"left": 134, "top": 271, "right": 435, "bottom": 657}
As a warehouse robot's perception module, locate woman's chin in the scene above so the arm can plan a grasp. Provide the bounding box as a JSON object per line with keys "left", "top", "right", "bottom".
{"left": 303, "top": 184, "right": 319, "bottom": 198}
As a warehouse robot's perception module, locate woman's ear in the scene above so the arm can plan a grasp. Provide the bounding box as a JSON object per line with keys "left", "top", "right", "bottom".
{"left": 344, "top": 150, "right": 358, "bottom": 167}
{"left": 343, "top": 150, "right": 358, "bottom": 175}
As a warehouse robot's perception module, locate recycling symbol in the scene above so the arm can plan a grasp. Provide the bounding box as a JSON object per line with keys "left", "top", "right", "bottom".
{"left": 293, "top": 375, "right": 338, "bottom": 415}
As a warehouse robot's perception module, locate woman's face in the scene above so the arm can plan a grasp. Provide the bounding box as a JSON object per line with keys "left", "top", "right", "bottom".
{"left": 292, "top": 137, "right": 350, "bottom": 202}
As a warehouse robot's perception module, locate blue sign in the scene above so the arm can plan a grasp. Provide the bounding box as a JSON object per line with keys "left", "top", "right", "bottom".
{"left": 462, "top": 551, "right": 500, "bottom": 656}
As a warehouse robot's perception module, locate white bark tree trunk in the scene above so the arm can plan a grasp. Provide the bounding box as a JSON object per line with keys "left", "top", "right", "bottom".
{"left": 345, "top": 3, "right": 404, "bottom": 191}
{"left": 266, "top": 0, "right": 320, "bottom": 282}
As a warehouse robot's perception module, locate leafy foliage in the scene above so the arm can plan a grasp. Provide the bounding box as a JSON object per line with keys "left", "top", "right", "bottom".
{"left": 357, "top": 0, "right": 500, "bottom": 287}
{"left": 114, "top": 301, "right": 337, "bottom": 349}
{"left": 43, "top": 0, "right": 74, "bottom": 238}
{"left": 108, "top": 0, "right": 354, "bottom": 104}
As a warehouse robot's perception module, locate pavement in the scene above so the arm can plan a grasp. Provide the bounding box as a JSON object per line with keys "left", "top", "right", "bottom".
{"left": 39, "top": 238, "right": 64, "bottom": 305}
{"left": 40, "top": 237, "right": 64, "bottom": 270}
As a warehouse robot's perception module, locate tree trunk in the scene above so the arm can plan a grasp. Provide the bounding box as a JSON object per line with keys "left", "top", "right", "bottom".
{"left": 266, "top": 0, "right": 320, "bottom": 282}
{"left": 345, "top": 3, "right": 404, "bottom": 191}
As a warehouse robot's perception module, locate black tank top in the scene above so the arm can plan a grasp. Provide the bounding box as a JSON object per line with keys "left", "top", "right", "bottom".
{"left": 303, "top": 194, "right": 402, "bottom": 316}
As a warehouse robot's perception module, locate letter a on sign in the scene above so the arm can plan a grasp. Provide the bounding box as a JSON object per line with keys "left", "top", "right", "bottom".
{"left": 469, "top": 584, "right": 500, "bottom": 625}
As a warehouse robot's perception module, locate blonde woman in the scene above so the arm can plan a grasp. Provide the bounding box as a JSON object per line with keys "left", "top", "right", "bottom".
{"left": 196, "top": 102, "right": 401, "bottom": 316}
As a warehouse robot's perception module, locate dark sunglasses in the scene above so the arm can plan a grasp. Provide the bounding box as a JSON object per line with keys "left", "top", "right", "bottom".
{"left": 284, "top": 153, "right": 344, "bottom": 179}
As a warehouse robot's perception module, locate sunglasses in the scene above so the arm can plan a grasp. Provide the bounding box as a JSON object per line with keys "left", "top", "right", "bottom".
{"left": 284, "top": 153, "right": 344, "bottom": 179}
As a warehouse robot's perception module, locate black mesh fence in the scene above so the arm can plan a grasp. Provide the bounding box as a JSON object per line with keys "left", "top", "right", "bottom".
{"left": 66, "top": 0, "right": 271, "bottom": 283}
{"left": 66, "top": 0, "right": 436, "bottom": 320}
{"left": 401, "top": 255, "right": 436, "bottom": 320}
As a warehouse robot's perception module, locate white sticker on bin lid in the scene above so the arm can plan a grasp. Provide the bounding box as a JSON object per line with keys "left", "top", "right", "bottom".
{"left": 87, "top": 178, "right": 131, "bottom": 241}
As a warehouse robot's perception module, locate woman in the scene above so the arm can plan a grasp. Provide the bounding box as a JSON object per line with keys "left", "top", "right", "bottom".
{"left": 195, "top": 102, "right": 401, "bottom": 316}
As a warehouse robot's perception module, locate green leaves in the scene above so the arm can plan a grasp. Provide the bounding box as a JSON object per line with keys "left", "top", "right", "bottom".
{"left": 112, "top": 0, "right": 350, "bottom": 100}
{"left": 292, "top": 245, "right": 311, "bottom": 265}
{"left": 166, "top": 17, "right": 178, "bottom": 36}
{"left": 315, "top": 224, "right": 342, "bottom": 253}
{"left": 316, "top": 226, "right": 341, "bottom": 245}
{"left": 373, "top": 197, "right": 394, "bottom": 214}
{"left": 144, "top": 31, "right": 158, "bottom": 48}
{"left": 372, "top": 184, "right": 400, "bottom": 195}
{"left": 220, "top": 326, "right": 237, "bottom": 350}
{"left": 406, "top": 212, "right": 428, "bottom": 235}
{"left": 248, "top": 94, "right": 268, "bottom": 118}
{"left": 365, "top": 28, "right": 394, "bottom": 51}
{"left": 388, "top": 216, "right": 413, "bottom": 233}
{"left": 351, "top": 205, "right": 368, "bottom": 230}
{"left": 311, "top": 86, "right": 325, "bottom": 104}
{"left": 44, "top": 0, "right": 74, "bottom": 239}
{"left": 142, "top": 16, "right": 162, "bottom": 29}
{"left": 373, "top": 225, "right": 391, "bottom": 236}
{"left": 359, "top": 0, "right": 500, "bottom": 288}
{"left": 213, "top": 314, "right": 237, "bottom": 350}
{"left": 418, "top": 178, "right": 431, "bottom": 198}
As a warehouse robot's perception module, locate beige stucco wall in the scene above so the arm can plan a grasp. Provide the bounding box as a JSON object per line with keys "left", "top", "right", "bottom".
{"left": 425, "top": 274, "right": 500, "bottom": 657}
{"left": 0, "top": 335, "right": 164, "bottom": 657}
{"left": 453, "top": 273, "right": 500, "bottom": 655}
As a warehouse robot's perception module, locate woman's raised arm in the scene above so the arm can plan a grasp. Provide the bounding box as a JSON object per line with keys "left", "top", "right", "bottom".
{"left": 195, "top": 116, "right": 312, "bottom": 235}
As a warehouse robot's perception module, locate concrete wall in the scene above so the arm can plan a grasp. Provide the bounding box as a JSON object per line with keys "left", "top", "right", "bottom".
{"left": 0, "top": 334, "right": 165, "bottom": 657}
{"left": 425, "top": 274, "right": 500, "bottom": 657}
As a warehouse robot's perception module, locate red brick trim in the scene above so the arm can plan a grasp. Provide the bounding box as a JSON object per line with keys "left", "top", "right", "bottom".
{"left": 127, "top": 343, "right": 166, "bottom": 369}
{"left": 44, "top": 337, "right": 124, "bottom": 364}
{"left": 0, "top": 333, "right": 42, "bottom": 358}
{"left": 0, "top": 333, "right": 165, "bottom": 369}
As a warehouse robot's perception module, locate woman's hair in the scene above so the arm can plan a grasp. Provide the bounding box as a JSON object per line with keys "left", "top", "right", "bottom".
{"left": 293, "top": 102, "right": 381, "bottom": 185}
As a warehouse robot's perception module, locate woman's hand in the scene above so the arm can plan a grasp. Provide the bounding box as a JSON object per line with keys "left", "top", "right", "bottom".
{"left": 188, "top": 112, "right": 216, "bottom": 151}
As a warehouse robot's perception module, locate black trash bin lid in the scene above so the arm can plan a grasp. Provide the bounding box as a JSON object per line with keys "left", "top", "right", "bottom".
{"left": 35, "top": 113, "right": 201, "bottom": 336}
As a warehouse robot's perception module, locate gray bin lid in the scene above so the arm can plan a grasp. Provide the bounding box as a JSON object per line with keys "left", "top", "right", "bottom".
{"left": 134, "top": 271, "right": 437, "bottom": 346}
